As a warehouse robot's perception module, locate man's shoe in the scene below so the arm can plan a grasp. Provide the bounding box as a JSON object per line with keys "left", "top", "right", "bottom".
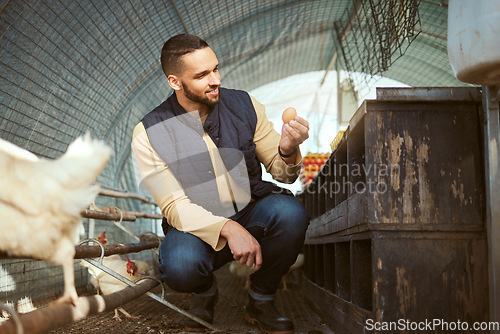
{"left": 244, "top": 295, "right": 294, "bottom": 334}
{"left": 184, "top": 291, "right": 218, "bottom": 332}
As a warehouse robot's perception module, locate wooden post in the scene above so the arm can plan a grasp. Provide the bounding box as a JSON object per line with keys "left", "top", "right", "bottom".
{"left": 0, "top": 279, "right": 158, "bottom": 334}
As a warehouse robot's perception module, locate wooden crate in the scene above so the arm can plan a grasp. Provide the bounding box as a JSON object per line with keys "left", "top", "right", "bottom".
{"left": 299, "top": 87, "right": 488, "bottom": 333}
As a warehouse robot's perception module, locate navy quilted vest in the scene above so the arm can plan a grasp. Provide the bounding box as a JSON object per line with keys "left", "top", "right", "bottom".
{"left": 141, "top": 88, "right": 289, "bottom": 224}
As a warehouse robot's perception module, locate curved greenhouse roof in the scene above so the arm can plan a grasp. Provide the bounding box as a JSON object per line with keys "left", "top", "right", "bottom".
{"left": 0, "top": 0, "right": 467, "bottom": 191}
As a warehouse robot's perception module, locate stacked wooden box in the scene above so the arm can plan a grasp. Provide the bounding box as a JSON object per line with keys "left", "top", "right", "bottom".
{"left": 298, "top": 87, "right": 488, "bottom": 333}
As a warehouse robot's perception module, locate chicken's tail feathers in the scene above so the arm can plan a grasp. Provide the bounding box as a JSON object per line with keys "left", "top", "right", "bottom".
{"left": 64, "top": 132, "right": 113, "bottom": 174}
{"left": 49, "top": 132, "right": 112, "bottom": 218}
{"left": 57, "top": 132, "right": 113, "bottom": 186}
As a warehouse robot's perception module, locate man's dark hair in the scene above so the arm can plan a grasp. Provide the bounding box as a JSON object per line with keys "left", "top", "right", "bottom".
{"left": 161, "top": 34, "right": 209, "bottom": 76}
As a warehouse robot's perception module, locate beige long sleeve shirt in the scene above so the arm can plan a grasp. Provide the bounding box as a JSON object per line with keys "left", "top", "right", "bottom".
{"left": 131, "top": 95, "right": 302, "bottom": 251}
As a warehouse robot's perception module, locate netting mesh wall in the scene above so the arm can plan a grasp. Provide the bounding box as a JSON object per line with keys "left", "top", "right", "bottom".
{"left": 336, "top": 0, "right": 422, "bottom": 75}
{"left": 0, "top": 0, "right": 469, "bottom": 310}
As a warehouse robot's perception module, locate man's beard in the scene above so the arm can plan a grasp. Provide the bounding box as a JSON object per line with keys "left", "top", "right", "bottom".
{"left": 182, "top": 82, "right": 220, "bottom": 108}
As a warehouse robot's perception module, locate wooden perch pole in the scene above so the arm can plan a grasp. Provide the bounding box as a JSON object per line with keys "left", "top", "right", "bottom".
{"left": 74, "top": 239, "right": 160, "bottom": 259}
{"left": 122, "top": 210, "right": 163, "bottom": 220}
{"left": 98, "top": 189, "right": 156, "bottom": 205}
{"left": 0, "top": 236, "right": 161, "bottom": 260}
{"left": 80, "top": 209, "right": 137, "bottom": 221}
{"left": 0, "top": 279, "right": 159, "bottom": 334}
{"left": 80, "top": 208, "right": 163, "bottom": 221}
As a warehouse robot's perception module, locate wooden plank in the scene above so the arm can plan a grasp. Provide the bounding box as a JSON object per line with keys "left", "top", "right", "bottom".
{"left": 334, "top": 141, "right": 349, "bottom": 206}
{"left": 323, "top": 243, "right": 336, "bottom": 293}
{"left": 351, "top": 239, "right": 372, "bottom": 311}
{"left": 376, "top": 87, "right": 482, "bottom": 102}
{"left": 365, "top": 103, "right": 485, "bottom": 225}
{"left": 335, "top": 242, "right": 351, "bottom": 301}
{"left": 305, "top": 201, "right": 348, "bottom": 239}
{"left": 349, "top": 101, "right": 368, "bottom": 130}
{"left": 304, "top": 221, "right": 485, "bottom": 246}
{"left": 372, "top": 237, "right": 488, "bottom": 324}
{"left": 302, "top": 276, "right": 370, "bottom": 334}
{"left": 347, "top": 192, "right": 367, "bottom": 227}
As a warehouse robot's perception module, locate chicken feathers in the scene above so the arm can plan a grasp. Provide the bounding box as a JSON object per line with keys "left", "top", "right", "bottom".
{"left": 229, "top": 253, "right": 305, "bottom": 290}
{"left": 229, "top": 261, "right": 254, "bottom": 290}
{"left": 0, "top": 133, "right": 112, "bottom": 305}
{"left": 81, "top": 255, "right": 154, "bottom": 294}
{"left": 80, "top": 255, "right": 153, "bottom": 320}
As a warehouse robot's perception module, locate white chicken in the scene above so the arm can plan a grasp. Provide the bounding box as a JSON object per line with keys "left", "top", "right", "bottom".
{"left": 229, "top": 261, "right": 254, "bottom": 290}
{"left": 282, "top": 253, "right": 305, "bottom": 290}
{"left": 81, "top": 255, "right": 154, "bottom": 320}
{"left": 0, "top": 133, "right": 112, "bottom": 305}
{"left": 229, "top": 253, "right": 305, "bottom": 291}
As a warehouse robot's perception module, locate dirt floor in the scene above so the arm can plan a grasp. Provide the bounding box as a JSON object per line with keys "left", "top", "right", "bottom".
{"left": 48, "top": 264, "right": 333, "bottom": 334}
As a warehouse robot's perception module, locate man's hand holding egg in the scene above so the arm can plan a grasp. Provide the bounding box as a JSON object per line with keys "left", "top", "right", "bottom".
{"left": 279, "top": 107, "right": 309, "bottom": 160}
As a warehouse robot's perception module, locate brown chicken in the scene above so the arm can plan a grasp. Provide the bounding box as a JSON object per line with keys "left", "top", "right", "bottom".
{"left": 97, "top": 231, "right": 108, "bottom": 245}
{"left": 0, "top": 133, "right": 112, "bottom": 305}
{"left": 81, "top": 255, "right": 154, "bottom": 320}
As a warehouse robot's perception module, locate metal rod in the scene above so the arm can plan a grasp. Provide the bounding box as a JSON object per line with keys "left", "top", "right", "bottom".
{"left": 143, "top": 290, "right": 221, "bottom": 332}
{"left": 169, "top": 0, "right": 190, "bottom": 33}
{"left": 0, "top": 303, "right": 23, "bottom": 334}
{"left": 87, "top": 206, "right": 161, "bottom": 255}
{"left": 416, "top": 29, "right": 446, "bottom": 41}
{"left": 205, "top": 0, "right": 312, "bottom": 41}
{"left": 82, "top": 258, "right": 220, "bottom": 332}
{"left": 420, "top": 0, "right": 448, "bottom": 7}
{"left": 483, "top": 85, "right": 500, "bottom": 329}
{"left": 112, "top": 221, "right": 160, "bottom": 256}
{"left": 320, "top": 52, "right": 337, "bottom": 86}
{"left": 0, "top": 0, "right": 14, "bottom": 17}
{"left": 113, "top": 221, "right": 141, "bottom": 242}
{"left": 320, "top": 0, "right": 363, "bottom": 85}
{"left": 83, "top": 258, "right": 145, "bottom": 287}
{"left": 80, "top": 240, "right": 216, "bottom": 330}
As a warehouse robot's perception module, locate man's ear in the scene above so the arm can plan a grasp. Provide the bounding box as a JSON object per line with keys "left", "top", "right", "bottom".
{"left": 167, "top": 74, "right": 182, "bottom": 91}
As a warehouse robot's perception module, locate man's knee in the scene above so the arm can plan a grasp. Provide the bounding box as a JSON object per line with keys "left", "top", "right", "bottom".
{"left": 159, "top": 250, "right": 213, "bottom": 293}
{"left": 266, "top": 195, "right": 310, "bottom": 238}
{"left": 277, "top": 195, "right": 309, "bottom": 222}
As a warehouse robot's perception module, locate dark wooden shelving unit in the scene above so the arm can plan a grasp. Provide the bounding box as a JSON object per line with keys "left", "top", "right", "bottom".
{"left": 298, "top": 87, "right": 489, "bottom": 333}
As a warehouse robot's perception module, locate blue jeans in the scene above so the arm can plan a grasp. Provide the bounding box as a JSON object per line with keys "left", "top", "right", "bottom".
{"left": 158, "top": 194, "right": 309, "bottom": 296}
